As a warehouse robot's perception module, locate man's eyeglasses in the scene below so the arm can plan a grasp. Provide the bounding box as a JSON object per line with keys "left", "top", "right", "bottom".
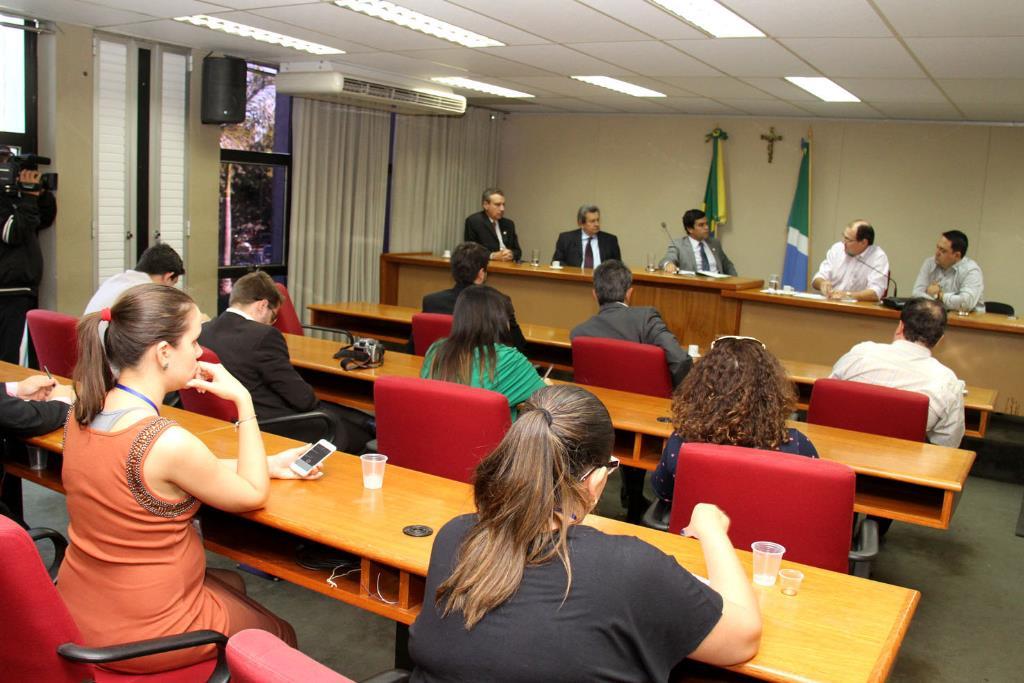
{"left": 710, "top": 335, "right": 766, "bottom": 350}
{"left": 580, "top": 455, "right": 619, "bottom": 481}
{"left": 269, "top": 307, "right": 280, "bottom": 325}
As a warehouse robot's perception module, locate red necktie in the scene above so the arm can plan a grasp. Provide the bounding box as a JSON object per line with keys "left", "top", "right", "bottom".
{"left": 584, "top": 237, "right": 594, "bottom": 268}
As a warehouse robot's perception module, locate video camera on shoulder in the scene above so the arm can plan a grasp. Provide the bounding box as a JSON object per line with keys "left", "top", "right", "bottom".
{"left": 0, "top": 152, "right": 59, "bottom": 195}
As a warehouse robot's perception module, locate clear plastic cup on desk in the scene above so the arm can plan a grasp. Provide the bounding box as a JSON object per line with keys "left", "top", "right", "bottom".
{"left": 751, "top": 541, "right": 786, "bottom": 586}
{"left": 768, "top": 274, "right": 780, "bottom": 292}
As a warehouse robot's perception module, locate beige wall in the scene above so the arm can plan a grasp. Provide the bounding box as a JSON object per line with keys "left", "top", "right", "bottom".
{"left": 40, "top": 23, "right": 220, "bottom": 316}
{"left": 498, "top": 115, "right": 1023, "bottom": 308}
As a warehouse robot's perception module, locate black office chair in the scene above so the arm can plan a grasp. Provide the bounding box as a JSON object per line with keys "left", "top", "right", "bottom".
{"left": 984, "top": 301, "right": 1014, "bottom": 316}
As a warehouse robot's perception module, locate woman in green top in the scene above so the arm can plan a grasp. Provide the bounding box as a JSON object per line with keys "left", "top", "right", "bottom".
{"left": 421, "top": 285, "right": 545, "bottom": 419}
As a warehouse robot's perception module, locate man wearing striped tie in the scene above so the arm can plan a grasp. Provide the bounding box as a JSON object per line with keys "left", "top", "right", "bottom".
{"left": 551, "top": 204, "right": 622, "bottom": 269}
{"left": 660, "top": 209, "right": 737, "bottom": 276}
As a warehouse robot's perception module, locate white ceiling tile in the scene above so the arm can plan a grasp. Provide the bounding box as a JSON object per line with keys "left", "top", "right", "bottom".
{"left": 479, "top": 45, "right": 630, "bottom": 76}
{"left": 567, "top": 41, "right": 720, "bottom": 77}
{"left": 717, "top": 99, "right": 815, "bottom": 116}
{"left": 452, "top": 0, "right": 649, "bottom": 43}
{"left": 668, "top": 38, "right": 817, "bottom": 78}
{"left": 796, "top": 102, "right": 885, "bottom": 118}
{"left": 527, "top": 97, "right": 624, "bottom": 113}
{"left": 488, "top": 102, "right": 568, "bottom": 113}
{"left": 194, "top": 0, "right": 320, "bottom": 9}
{"left": 874, "top": 0, "right": 1024, "bottom": 38}
{"left": 575, "top": 95, "right": 675, "bottom": 113}
{"left": 575, "top": 0, "right": 707, "bottom": 40}
{"left": 501, "top": 75, "right": 609, "bottom": 97}
{"left": 871, "top": 101, "right": 964, "bottom": 120}
{"left": 781, "top": 38, "right": 924, "bottom": 78}
{"left": 833, "top": 78, "right": 947, "bottom": 103}
{"left": 741, "top": 78, "right": 820, "bottom": 101}
{"left": 655, "top": 77, "right": 774, "bottom": 99}
{"left": 371, "top": 0, "right": 549, "bottom": 45}
{"left": 906, "top": 37, "right": 1024, "bottom": 79}
{"left": 89, "top": 0, "right": 227, "bottom": 18}
{"left": 725, "top": 0, "right": 891, "bottom": 38}
{"left": 333, "top": 52, "right": 461, "bottom": 80}
{"left": 955, "top": 104, "right": 1024, "bottom": 122}
{"left": 660, "top": 97, "right": 746, "bottom": 115}
{"left": 940, "top": 79, "right": 1024, "bottom": 105}
{"left": 394, "top": 48, "right": 551, "bottom": 77}
{"left": 248, "top": 3, "right": 456, "bottom": 51}
{"left": 4, "top": 0, "right": 153, "bottom": 26}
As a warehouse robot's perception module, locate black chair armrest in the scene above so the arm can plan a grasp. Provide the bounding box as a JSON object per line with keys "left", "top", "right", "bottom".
{"left": 362, "top": 671, "right": 411, "bottom": 683}
{"left": 848, "top": 517, "right": 879, "bottom": 578}
{"left": 258, "top": 411, "right": 334, "bottom": 444}
{"left": 641, "top": 499, "right": 671, "bottom": 531}
{"left": 28, "top": 526, "right": 67, "bottom": 581}
{"left": 59, "top": 630, "right": 229, "bottom": 682}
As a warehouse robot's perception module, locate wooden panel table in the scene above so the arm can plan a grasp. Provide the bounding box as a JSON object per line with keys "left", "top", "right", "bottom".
{"left": 377, "top": 252, "right": 762, "bottom": 350}
{"left": 726, "top": 289, "right": 1024, "bottom": 414}
{"left": 1, "top": 390, "right": 919, "bottom": 682}
{"left": 283, "top": 335, "right": 975, "bottom": 530}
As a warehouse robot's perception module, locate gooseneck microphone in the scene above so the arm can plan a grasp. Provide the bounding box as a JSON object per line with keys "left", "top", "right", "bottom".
{"left": 855, "top": 255, "right": 898, "bottom": 298}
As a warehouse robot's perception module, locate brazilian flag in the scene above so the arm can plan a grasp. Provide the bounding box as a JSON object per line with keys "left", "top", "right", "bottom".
{"left": 702, "top": 128, "right": 728, "bottom": 236}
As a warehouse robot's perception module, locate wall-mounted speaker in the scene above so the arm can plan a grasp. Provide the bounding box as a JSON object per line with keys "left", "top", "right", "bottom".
{"left": 201, "top": 56, "right": 247, "bottom": 124}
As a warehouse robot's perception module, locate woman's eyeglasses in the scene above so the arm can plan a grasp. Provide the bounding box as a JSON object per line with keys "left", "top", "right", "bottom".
{"left": 580, "top": 455, "right": 620, "bottom": 481}
{"left": 710, "top": 335, "right": 766, "bottom": 350}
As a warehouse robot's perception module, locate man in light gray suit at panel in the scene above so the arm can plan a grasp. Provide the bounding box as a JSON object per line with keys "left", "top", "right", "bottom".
{"left": 660, "top": 208, "right": 737, "bottom": 275}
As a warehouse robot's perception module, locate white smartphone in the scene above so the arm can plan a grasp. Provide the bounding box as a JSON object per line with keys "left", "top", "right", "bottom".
{"left": 289, "top": 439, "right": 337, "bottom": 476}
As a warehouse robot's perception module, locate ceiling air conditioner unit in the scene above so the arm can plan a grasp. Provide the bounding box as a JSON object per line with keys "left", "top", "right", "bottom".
{"left": 275, "top": 69, "right": 466, "bottom": 116}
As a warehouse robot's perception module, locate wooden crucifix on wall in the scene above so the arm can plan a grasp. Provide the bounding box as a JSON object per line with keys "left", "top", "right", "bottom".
{"left": 760, "top": 127, "right": 783, "bottom": 163}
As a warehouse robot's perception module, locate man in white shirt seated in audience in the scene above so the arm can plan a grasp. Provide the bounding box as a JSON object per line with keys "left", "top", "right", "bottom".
{"left": 811, "top": 220, "right": 889, "bottom": 301}
{"left": 83, "top": 244, "right": 184, "bottom": 314}
{"left": 912, "top": 229, "right": 985, "bottom": 313}
{"left": 829, "top": 298, "right": 965, "bottom": 447}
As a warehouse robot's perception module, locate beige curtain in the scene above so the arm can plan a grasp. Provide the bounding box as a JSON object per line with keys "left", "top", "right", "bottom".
{"left": 389, "top": 107, "right": 502, "bottom": 254}
{"left": 288, "top": 98, "right": 391, "bottom": 315}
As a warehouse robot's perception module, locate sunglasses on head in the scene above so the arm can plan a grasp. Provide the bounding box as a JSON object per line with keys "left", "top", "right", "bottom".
{"left": 710, "top": 335, "right": 766, "bottom": 350}
{"left": 580, "top": 455, "right": 619, "bottom": 481}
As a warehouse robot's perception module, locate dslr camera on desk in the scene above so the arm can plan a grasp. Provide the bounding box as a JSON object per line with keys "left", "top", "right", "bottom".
{"left": 0, "top": 152, "right": 58, "bottom": 195}
{"left": 333, "top": 332, "right": 386, "bottom": 371}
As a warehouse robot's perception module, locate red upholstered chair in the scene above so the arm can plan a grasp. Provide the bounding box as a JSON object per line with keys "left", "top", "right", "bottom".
{"left": 807, "top": 378, "right": 929, "bottom": 442}
{"left": 572, "top": 336, "right": 673, "bottom": 398}
{"left": 272, "top": 283, "right": 305, "bottom": 336}
{"left": 667, "top": 443, "right": 856, "bottom": 574}
{"left": 227, "top": 630, "right": 408, "bottom": 683}
{"left": 26, "top": 309, "right": 79, "bottom": 378}
{"left": 410, "top": 313, "right": 453, "bottom": 356}
{"left": 374, "top": 376, "right": 510, "bottom": 483}
{"left": 0, "top": 515, "right": 228, "bottom": 682}
{"left": 179, "top": 346, "right": 333, "bottom": 443}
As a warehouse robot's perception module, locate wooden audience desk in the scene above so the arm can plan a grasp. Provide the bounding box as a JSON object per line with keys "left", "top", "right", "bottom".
{"left": 1, "top": 366, "right": 918, "bottom": 683}
{"left": 377, "top": 252, "right": 762, "bottom": 350}
{"left": 284, "top": 335, "right": 975, "bottom": 530}
{"left": 781, "top": 359, "right": 996, "bottom": 439}
{"left": 307, "top": 302, "right": 996, "bottom": 435}
{"left": 727, "top": 289, "right": 1024, "bottom": 414}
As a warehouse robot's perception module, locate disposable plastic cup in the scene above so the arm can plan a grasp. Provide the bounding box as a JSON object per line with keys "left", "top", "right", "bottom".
{"left": 27, "top": 447, "right": 48, "bottom": 471}
{"left": 551, "top": 260, "right": 561, "bottom": 268}
{"left": 360, "top": 453, "right": 388, "bottom": 489}
{"left": 751, "top": 541, "right": 786, "bottom": 586}
{"left": 687, "top": 344, "right": 700, "bottom": 358}
{"left": 442, "top": 249, "right": 451, "bottom": 258}
{"left": 779, "top": 568, "right": 804, "bottom": 596}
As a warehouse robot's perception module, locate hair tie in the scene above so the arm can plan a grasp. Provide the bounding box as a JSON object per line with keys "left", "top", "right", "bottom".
{"left": 100, "top": 308, "right": 112, "bottom": 322}
{"left": 537, "top": 408, "right": 553, "bottom": 426}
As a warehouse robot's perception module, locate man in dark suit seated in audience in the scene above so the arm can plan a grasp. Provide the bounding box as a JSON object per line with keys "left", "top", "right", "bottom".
{"left": 199, "top": 271, "right": 372, "bottom": 453}
{"left": 422, "top": 242, "right": 527, "bottom": 353}
{"left": 464, "top": 188, "right": 521, "bottom": 262}
{"left": 1, "top": 374, "right": 72, "bottom": 436}
{"left": 571, "top": 259, "right": 692, "bottom": 523}
{"left": 551, "top": 204, "right": 621, "bottom": 268}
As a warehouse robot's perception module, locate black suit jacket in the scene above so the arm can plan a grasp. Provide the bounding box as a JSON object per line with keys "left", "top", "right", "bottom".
{"left": 422, "top": 284, "right": 527, "bottom": 353}
{"left": 198, "top": 312, "right": 318, "bottom": 421}
{"left": 570, "top": 303, "right": 692, "bottom": 386}
{"left": 464, "top": 211, "right": 522, "bottom": 262}
{"left": 0, "top": 391, "right": 69, "bottom": 437}
{"left": 551, "top": 230, "right": 622, "bottom": 267}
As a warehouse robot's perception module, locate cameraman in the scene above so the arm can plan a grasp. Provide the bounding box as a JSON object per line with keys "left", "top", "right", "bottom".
{"left": 1, "top": 152, "right": 56, "bottom": 364}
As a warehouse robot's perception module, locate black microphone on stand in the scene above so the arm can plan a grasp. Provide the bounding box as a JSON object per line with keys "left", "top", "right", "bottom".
{"left": 854, "top": 255, "right": 903, "bottom": 308}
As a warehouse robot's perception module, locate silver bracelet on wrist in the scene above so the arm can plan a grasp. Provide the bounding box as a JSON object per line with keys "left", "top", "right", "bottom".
{"left": 234, "top": 414, "right": 258, "bottom": 430}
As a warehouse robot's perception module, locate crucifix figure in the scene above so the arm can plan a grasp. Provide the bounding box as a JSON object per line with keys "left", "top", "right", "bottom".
{"left": 761, "top": 127, "right": 783, "bottom": 163}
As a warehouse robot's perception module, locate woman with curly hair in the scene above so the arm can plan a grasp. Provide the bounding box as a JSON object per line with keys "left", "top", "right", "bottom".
{"left": 651, "top": 336, "right": 818, "bottom": 504}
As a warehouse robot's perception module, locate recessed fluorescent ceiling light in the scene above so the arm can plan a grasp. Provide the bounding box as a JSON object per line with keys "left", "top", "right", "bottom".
{"left": 333, "top": 1, "right": 504, "bottom": 48}
{"left": 650, "top": 0, "right": 764, "bottom": 38}
{"left": 432, "top": 77, "right": 533, "bottom": 98}
{"left": 571, "top": 76, "right": 666, "bottom": 98}
{"left": 785, "top": 76, "right": 860, "bottom": 102}
{"left": 174, "top": 15, "right": 344, "bottom": 55}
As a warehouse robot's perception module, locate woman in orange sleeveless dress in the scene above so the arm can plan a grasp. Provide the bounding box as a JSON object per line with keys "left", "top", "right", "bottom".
{"left": 57, "top": 283, "right": 322, "bottom": 673}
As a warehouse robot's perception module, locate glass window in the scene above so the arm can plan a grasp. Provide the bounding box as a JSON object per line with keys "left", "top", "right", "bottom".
{"left": 219, "top": 63, "right": 278, "bottom": 153}
{"left": 219, "top": 161, "right": 287, "bottom": 267}
{"left": 0, "top": 15, "right": 27, "bottom": 135}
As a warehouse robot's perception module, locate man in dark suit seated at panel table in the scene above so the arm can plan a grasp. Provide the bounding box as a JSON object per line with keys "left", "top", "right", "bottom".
{"left": 660, "top": 208, "right": 737, "bottom": 276}
{"left": 464, "top": 188, "right": 521, "bottom": 262}
{"left": 571, "top": 259, "right": 692, "bottom": 523}
{"left": 199, "top": 271, "right": 373, "bottom": 453}
{"left": 551, "top": 204, "right": 621, "bottom": 268}
{"left": 422, "top": 242, "right": 527, "bottom": 353}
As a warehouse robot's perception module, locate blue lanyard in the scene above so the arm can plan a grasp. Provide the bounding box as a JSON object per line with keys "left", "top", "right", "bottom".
{"left": 114, "top": 383, "right": 160, "bottom": 416}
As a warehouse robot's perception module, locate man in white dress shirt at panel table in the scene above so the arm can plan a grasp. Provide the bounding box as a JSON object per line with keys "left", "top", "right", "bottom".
{"left": 911, "top": 229, "right": 985, "bottom": 313}
{"left": 660, "top": 209, "right": 737, "bottom": 275}
{"left": 811, "top": 220, "right": 889, "bottom": 301}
